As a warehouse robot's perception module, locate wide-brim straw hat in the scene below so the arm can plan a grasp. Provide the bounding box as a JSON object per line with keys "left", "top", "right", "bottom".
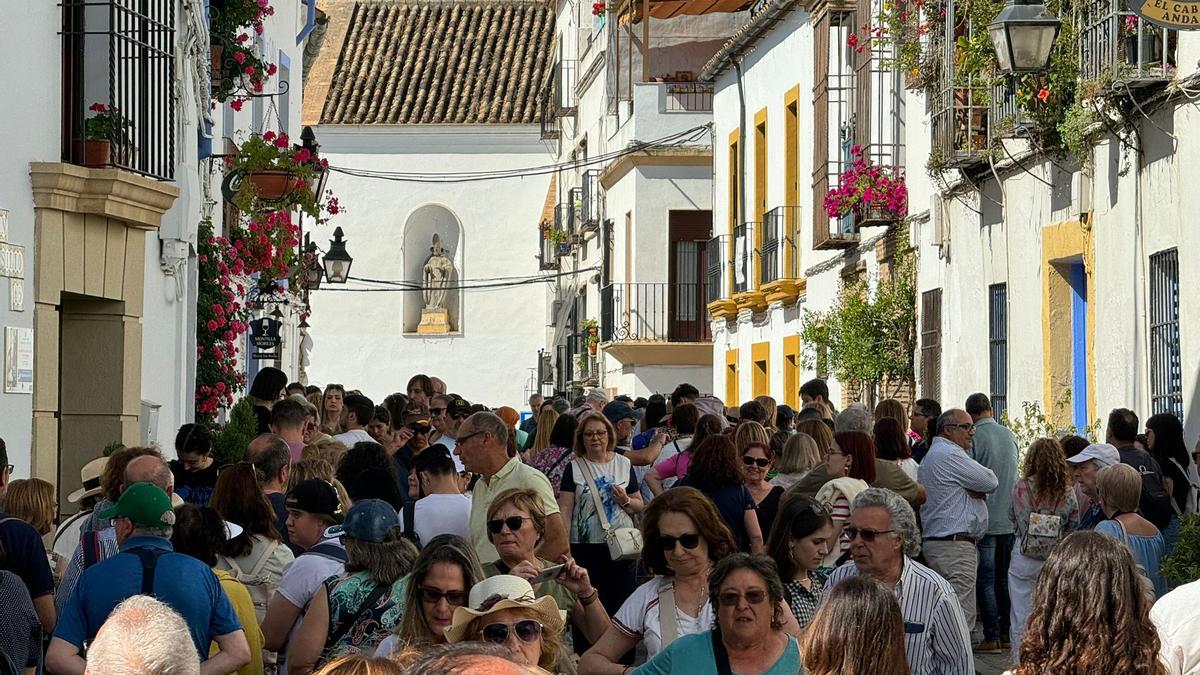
{"left": 444, "top": 575, "right": 566, "bottom": 644}
{"left": 68, "top": 457, "right": 109, "bottom": 503}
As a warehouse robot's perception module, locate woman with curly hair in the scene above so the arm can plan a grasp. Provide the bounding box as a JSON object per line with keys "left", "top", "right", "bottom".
{"left": 1010, "top": 531, "right": 1165, "bottom": 674}
{"left": 679, "top": 435, "right": 763, "bottom": 553}
{"left": 1008, "top": 437, "right": 1082, "bottom": 653}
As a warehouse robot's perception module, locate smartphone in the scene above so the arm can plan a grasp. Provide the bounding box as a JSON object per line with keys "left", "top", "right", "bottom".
{"left": 530, "top": 564, "right": 565, "bottom": 585}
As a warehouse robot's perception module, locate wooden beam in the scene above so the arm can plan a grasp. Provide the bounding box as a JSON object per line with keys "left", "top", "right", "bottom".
{"left": 642, "top": 0, "right": 650, "bottom": 82}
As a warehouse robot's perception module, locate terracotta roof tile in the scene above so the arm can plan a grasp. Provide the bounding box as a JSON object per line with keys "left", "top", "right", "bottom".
{"left": 319, "top": 0, "right": 554, "bottom": 124}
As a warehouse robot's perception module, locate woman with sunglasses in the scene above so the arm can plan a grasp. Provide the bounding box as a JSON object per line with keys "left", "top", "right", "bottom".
{"left": 580, "top": 487, "right": 737, "bottom": 672}
{"left": 558, "top": 413, "right": 643, "bottom": 628}
{"left": 445, "top": 575, "right": 569, "bottom": 673}
{"left": 813, "top": 431, "right": 875, "bottom": 567}
{"left": 764, "top": 494, "right": 834, "bottom": 628}
{"left": 376, "top": 534, "right": 484, "bottom": 657}
{"left": 482, "top": 488, "right": 610, "bottom": 645}
{"left": 633, "top": 554, "right": 801, "bottom": 674}
{"left": 677, "top": 435, "right": 764, "bottom": 553}
{"left": 740, "top": 436, "right": 785, "bottom": 543}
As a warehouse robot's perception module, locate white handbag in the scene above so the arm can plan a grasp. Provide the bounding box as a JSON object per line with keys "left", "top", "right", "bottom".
{"left": 577, "top": 458, "right": 643, "bottom": 561}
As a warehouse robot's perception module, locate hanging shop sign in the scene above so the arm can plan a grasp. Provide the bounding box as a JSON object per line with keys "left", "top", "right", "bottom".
{"left": 250, "top": 317, "right": 282, "bottom": 352}
{"left": 1128, "top": 0, "right": 1200, "bottom": 29}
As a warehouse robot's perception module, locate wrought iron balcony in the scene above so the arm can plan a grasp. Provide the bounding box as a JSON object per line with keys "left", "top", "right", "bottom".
{"left": 731, "top": 222, "right": 758, "bottom": 294}
{"left": 555, "top": 202, "right": 575, "bottom": 237}
{"left": 551, "top": 59, "right": 578, "bottom": 116}
{"left": 761, "top": 206, "right": 801, "bottom": 285}
{"left": 706, "top": 235, "right": 729, "bottom": 304}
{"left": 1080, "top": 0, "right": 1176, "bottom": 88}
{"left": 538, "top": 228, "right": 560, "bottom": 270}
{"left": 580, "top": 169, "right": 602, "bottom": 231}
{"left": 664, "top": 82, "right": 714, "bottom": 112}
{"left": 601, "top": 282, "right": 711, "bottom": 343}
{"left": 62, "top": 0, "right": 176, "bottom": 180}
{"left": 539, "top": 84, "right": 560, "bottom": 140}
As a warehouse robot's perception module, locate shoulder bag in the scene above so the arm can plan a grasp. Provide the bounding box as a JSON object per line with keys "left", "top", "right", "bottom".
{"left": 577, "top": 459, "right": 643, "bottom": 561}
{"left": 657, "top": 578, "right": 679, "bottom": 648}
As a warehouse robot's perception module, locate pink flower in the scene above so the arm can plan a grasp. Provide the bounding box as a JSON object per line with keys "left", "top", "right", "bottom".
{"left": 294, "top": 148, "right": 311, "bottom": 163}
{"left": 234, "top": 51, "right": 246, "bottom": 65}
{"left": 254, "top": 22, "right": 264, "bottom": 34}
{"left": 263, "top": 130, "right": 277, "bottom": 142}
{"left": 267, "top": 63, "right": 277, "bottom": 76}
{"left": 244, "top": 66, "right": 255, "bottom": 76}
{"left": 207, "top": 320, "right": 219, "bottom": 331}
{"left": 88, "top": 102, "right": 107, "bottom": 112}
{"left": 237, "top": 33, "right": 250, "bottom": 43}
{"left": 230, "top": 99, "right": 244, "bottom": 112}
{"left": 274, "top": 134, "right": 289, "bottom": 148}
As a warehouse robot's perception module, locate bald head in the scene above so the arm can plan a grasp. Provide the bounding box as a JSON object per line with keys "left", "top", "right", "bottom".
{"left": 124, "top": 454, "right": 173, "bottom": 494}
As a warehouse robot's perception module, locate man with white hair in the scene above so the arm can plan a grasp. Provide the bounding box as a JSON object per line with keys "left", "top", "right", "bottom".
{"left": 825, "top": 488, "right": 973, "bottom": 674}
{"left": 834, "top": 403, "right": 873, "bottom": 434}
{"left": 85, "top": 595, "right": 200, "bottom": 675}
{"left": 1066, "top": 442, "right": 1121, "bottom": 529}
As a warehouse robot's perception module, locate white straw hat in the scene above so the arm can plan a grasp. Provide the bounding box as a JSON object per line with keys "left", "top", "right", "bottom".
{"left": 444, "top": 575, "right": 566, "bottom": 644}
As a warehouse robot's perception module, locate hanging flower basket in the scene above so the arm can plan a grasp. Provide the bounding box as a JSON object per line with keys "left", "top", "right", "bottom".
{"left": 244, "top": 170, "right": 304, "bottom": 202}
{"left": 223, "top": 131, "right": 337, "bottom": 223}
{"left": 823, "top": 145, "right": 908, "bottom": 223}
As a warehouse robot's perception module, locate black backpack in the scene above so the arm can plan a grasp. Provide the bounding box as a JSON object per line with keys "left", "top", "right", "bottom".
{"left": 1135, "top": 463, "right": 1175, "bottom": 530}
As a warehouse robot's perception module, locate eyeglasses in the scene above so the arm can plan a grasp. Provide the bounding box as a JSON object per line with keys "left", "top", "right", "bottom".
{"left": 582, "top": 430, "right": 608, "bottom": 439}
{"left": 458, "top": 430, "right": 485, "bottom": 445}
{"left": 451, "top": 411, "right": 472, "bottom": 421}
{"left": 656, "top": 533, "right": 702, "bottom": 551}
{"left": 844, "top": 527, "right": 896, "bottom": 542}
{"left": 417, "top": 586, "right": 467, "bottom": 607}
{"left": 409, "top": 423, "right": 431, "bottom": 434}
{"left": 824, "top": 449, "right": 846, "bottom": 457}
{"left": 481, "top": 620, "right": 543, "bottom": 644}
{"left": 742, "top": 456, "right": 770, "bottom": 468}
{"left": 944, "top": 423, "right": 975, "bottom": 432}
{"left": 487, "top": 516, "right": 531, "bottom": 535}
{"left": 430, "top": 407, "right": 447, "bottom": 415}
{"left": 717, "top": 589, "right": 768, "bottom": 607}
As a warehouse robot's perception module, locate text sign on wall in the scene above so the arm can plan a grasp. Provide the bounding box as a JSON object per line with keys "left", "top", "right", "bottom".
{"left": 1129, "top": 0, "right": 1200, "bottom": 28}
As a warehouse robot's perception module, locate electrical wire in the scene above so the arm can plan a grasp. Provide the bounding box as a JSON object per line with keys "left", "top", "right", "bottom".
{"left": 335, "top": 265, "right": 602, "bottom": 293}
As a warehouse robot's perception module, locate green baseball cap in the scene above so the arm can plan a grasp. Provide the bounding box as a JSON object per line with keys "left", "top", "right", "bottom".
{"left": 97, "top": 482, "right": 176, "bottom": 527}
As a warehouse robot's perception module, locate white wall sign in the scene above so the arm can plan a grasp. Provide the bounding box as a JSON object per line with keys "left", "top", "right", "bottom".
{"left": 0, "top": 209, "right": 8, "bottom": 242}
{"left": 5, "top": 326, "right": 33, "bottom": 394}
{"left": 0, "top": 243, "right": 24, "bottom": 279}
{"left": 10, "top": 278, "right": 22, "bottom": 312}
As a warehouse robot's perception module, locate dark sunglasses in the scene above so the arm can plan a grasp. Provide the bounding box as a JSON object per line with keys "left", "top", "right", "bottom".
{"left": 417, "top": 585, "right": 468, "bottom": 606}
{"left": 844, "top": 527, "right": 895, "bottom": 542}
{"left": 481, "top": 620, "right": 543, "bottom": 644}
{"left": 742, "top": 455, "right": 770, "bottom": 468}
{"left": 487, "top": 516, "right": 530, "bottom": 535}
{"left": 657, "top": 533, "right": 701, "bottom": 551}
{"left": 409, "top": 423, "right": 431, "bottom": 434}
{"left": 718, "top": 589, "right": 767, "bottom": 607}
{"left": 430, "top": 407, "right": 447, "bottom": 415}
{"left": 451, "top": 412, "right": 471, "bottom": 421}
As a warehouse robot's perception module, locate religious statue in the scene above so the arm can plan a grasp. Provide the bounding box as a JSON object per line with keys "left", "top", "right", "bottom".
{"left": 422, "top": 234, "right": 455, "bottom": 310}
{"left": 417, "top": 233, "right": 455, "bottom": 335}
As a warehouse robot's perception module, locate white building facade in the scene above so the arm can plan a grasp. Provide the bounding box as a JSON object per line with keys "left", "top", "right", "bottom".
{"left": 301, "top": 0, "right": 554, "bottom": 407}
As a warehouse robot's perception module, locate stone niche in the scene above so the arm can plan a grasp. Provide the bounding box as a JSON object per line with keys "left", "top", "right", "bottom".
{"left": 402, "top": 204, "right": 463, "bottom": 334}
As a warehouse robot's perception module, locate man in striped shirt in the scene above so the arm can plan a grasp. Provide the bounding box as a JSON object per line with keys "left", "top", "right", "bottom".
{"left": 826, "top": 488, "right": 974, "bottom": 675}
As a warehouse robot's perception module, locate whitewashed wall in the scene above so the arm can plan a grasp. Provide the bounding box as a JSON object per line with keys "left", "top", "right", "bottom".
{"left": 305, "top": 126, "right": 553, "bottom": 408}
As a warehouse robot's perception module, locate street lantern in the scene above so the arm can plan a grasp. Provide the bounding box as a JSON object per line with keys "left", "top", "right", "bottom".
{"left": 988, "top": 0, "right": 1061, "bottom": 73}
{"left": 323, "top": 227, "right": 353, "bottom": 284}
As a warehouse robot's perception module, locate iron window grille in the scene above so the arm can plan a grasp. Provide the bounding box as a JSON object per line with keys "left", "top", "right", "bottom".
{"left": 989, "top": 77, "right": 1034, "bottom": 140}
{"left": 1149, "top": 249, "right": 1182, "bottom": 419}
{"left": 813, "top": 9, "right": 861, "bottom": 250}
{"left": 1080, "top": 0, "right": 1176, "bottom": 88}
{"left": 581, "top": 169, "right": 603, "bottom": 230}
{"left": 552, "top": 46, "right": 578, "bottom": 116}
{"left": 706, "top": 235, "right": 729, "bottom": 304}
{"left": 567, "top": 187, "right": 583, "bottom": 234}
{"left": 989, "top": 283, "right": 1008, "bottom": 422}
{"left": 761, "top": 206, "right": 801, "bottom": 285}
{"left": 62, "top": 0, "right": 176, "bottom": 181}
{"left": 930, "top": 0, "right": 990, "bottom": 169}
{"left": 539, "top": 228, "right": 560, "bottom": 270}
{"left": 732, "top": 221, "right": 758, "bottom": 294}
{"left": 920, "top": 288, "right": 943, "bottom": 401}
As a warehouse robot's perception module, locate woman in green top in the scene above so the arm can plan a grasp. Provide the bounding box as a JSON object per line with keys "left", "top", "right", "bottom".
{"left": 482, "top": 487, "right": 611, "bottom": 645}
{"left": 634, "top": 553, "right": 802, "bottom": 675}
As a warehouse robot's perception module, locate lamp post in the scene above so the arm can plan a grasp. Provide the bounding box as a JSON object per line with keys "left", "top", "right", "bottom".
{"left": 988, "top": 0, "right": 1061, "bottom": 73}
{"left": 323, "top": 227, "right": 353, "bottom": 284}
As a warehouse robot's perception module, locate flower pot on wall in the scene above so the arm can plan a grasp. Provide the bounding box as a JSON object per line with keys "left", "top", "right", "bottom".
{"left": 857, "top": 205, "right": 902, "bottom": 227}
{"left": 244, "top": 171, "right": 302, "bottom": 201}
{"left": 588, "top": 341, "right": 598, "bottom": 356}
{"left": 84, "top": 139, "right": 110, "bottom": 167}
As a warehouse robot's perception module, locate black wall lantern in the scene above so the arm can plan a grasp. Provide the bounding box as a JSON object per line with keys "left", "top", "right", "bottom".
{"left": 988, "top": 0, "right": 1061, "bottom": 73}
{"left": 323, "top": 227, "right": 353, "bottom": 284}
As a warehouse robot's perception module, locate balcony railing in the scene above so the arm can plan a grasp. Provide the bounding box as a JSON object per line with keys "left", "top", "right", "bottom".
{"left": 988, "top": 78, "right": 1033, "bottom": 139}
{"left": 706, "top": 235, "right": 729, "bottom": 304}
{"left": 63, "top": 0, "right": 176, "bottom": 180}
{"left": 665, "top": 83, "right": 714, "bottom": 112}
{"left": 761, "top": 206, "right": 801, "bottom": 285}
{"left": 567, "top": 187, "right": 583, "bottom": 234}
{"left": 1080, "top": 0, "right": 1176, "bottom": 87}
{"left": 601, "top": 282, "right": 711, "bottom": 343}
{"left": 732, "top": 222, "right": 758, "bottom": 294}
{"left": 929, "top": 1, "right": 990, "bottom": 169}
{"left": 539, "top": 229, "right": 559, "bottom": 270}
{"left": 555, "top": 202, "right": 575, "bottom": 237}
{"left": 580, "top": 170, "right": 602, "bottom": 231}
{"left": 539, "top": 83, "right": 560, "bottom": 140}
{"left": 552, "top": 59, "right": 578, "bottom": 115}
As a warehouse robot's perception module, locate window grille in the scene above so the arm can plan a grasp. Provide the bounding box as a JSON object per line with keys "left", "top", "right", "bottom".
{"left": 1149, "top": 249, "right": 1182, "bottom": 419}
{"left": 989, "top": 283, "right": 1008, "bottom": 421}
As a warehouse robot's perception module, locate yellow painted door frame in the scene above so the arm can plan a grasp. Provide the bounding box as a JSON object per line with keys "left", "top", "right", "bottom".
{"left": 783, "top": 334, "right": 800, "bottom": 409}
{"left": 784, "top": 86, "right": 800, "bottom": 279}
{"left": 751, "top": 341, "right": 770, "bottom": 397}
{"left": 728, "top": 130, "right": 740, "bottom": 297}
{"left": 725, "top": 348, "right": 740, "bottom": 404}
{"left": 754, "top": 108, "right": 768, "bottom": 289}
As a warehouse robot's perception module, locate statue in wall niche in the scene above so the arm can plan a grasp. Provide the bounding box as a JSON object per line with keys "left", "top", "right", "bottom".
{"left": 417, "top": 233, "right": 455, "bottom": 335}
{"left": 422, "top": 234, "right": 455, "bottom": 311}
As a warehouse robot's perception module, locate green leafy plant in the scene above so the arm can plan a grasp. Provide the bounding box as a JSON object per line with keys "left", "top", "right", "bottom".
{"left": 1162, "top": 514, "right": 1200, "bottom": 585}
{"left": 225, "top": 131, "right": 337, "bottom": 223}
{"left": 85, "top": 103, "right": 132, "bottom": 143}
{"left": 549, "top": 228, "right": 570, "bottom": 246}
{"left": 1000, "top": 394, "right": 1102, "bottom": 464}
{"left": 209, "top": 0, "right": 276, "bottom": 106}
{"left": 211, "top": 397, "right": 258, "bottom": 465}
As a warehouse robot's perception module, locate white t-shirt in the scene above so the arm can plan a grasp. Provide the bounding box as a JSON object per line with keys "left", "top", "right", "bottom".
{"left": 1151, "top": 578, "right": 1200, "bottom": 675}
{"left": 560, "top": 454, "right": 638, "bottom": 545}
{"left": 275, "top": 537, "right": 346, "bottom": 675}
{"left": 332, "top": 428, "right": 374, "bottom": 447}
{"left": 612, "top": 576, "right": 713, "bottom": 660}
{"left": 413, "top": 493, "right": 472, "bottom": 546}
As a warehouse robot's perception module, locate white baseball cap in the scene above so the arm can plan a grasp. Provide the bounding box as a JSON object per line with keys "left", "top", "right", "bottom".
{"left": 1065, "top": 442, "right": 1120, "bottom": 467}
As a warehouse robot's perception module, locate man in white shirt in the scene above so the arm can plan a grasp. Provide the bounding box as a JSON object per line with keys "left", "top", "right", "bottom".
{"left": 261, "top": 480, "right": 346, "bottom": 674}
{"left": 332, "top": 394, "right": 375, "bottom": 447}
{"left": 406, "top": 445, "right": 471, "bottom": 546}
{"left": 1151, "top": 578, "right": 1200, "bottom": 674}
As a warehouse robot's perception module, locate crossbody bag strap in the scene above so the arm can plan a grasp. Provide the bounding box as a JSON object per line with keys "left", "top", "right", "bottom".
{"left": 577, "top": 459, "right": 612, "bottom": 533}
{"left": 657, "top": 579, "right": 679, "bottom": 648}
{"left": 248, "top": 539, "right": 278, "bottom": 578}
{"left": 710, "top": 629, "right": 734, "bottom": 675}
{"left": 323, "top": 581, "right": 390, "bottom": 659}
{"left": 547, "top": 448, "right": 573, "bottom": 474}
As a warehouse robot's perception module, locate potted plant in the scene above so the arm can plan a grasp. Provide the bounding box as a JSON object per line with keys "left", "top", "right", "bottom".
{"left": 587, "top": 333, "right": 599, "bottom": 355}
{"left": 225, "top": 130, "right": 333, "bottom": 221}
{"left": 580, "top": 318, "right": 598, "bottom": 337}
{"left": 823, "top": 145, "right": 908, "bottom": 226}
{"left": 209, "top": 0, "right": 276, "bottom": 105}
{"left": 549, "top": 228, "right": 572, "bottom": 255}
{"left": 1122, "top": 15, "right": 1162, "bottom": 65}
{"left": 83, "top": 103, "right": 132, "bottom": 167}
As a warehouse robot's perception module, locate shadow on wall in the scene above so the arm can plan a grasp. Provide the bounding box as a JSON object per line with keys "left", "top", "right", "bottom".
{"left": 402, "top": 204, "right": 463, "bottom": 333}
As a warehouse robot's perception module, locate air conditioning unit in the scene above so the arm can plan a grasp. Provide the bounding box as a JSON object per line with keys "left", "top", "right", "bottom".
{"left": 549, "top": 300, "right": 562, "bottom": 326}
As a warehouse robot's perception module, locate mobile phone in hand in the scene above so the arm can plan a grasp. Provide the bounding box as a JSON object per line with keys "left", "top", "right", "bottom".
{"left": 530, "top": 564, "right": 565, "bottom": 585}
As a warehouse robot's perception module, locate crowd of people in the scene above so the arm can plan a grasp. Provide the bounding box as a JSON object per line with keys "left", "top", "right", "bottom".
{"left": 0, "top": 368, "right": 1198, "bottom": 675}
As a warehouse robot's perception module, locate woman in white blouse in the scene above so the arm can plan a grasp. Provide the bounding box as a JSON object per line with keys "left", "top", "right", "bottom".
{"left": 579, "top": 487, "right": 738, "bottom": 672}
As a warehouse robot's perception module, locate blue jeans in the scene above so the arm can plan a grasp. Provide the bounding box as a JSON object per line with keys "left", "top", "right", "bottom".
{"left": 977, "top": 533, "right": 1014, "bottom": 641}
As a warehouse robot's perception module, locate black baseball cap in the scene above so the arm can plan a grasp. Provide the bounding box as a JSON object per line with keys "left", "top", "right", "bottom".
{"left": 285, "top": 479, "right": 344, "bottom": 522}
{"left": 603, "top": 400, "right": 637, "bottom": 424}
{"left": 447, "top": 397, "right": 472, "bottom": 418}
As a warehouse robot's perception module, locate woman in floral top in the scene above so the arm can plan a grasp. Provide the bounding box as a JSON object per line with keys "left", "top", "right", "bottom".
{"left": 1007, "top": 437, "right": 1082, "bottom": 656}
{"left": 765, "top": 494, "right": 835, "bottom": 628}
{"left": 527, "top": 413, "right": 578, "bottom": 492}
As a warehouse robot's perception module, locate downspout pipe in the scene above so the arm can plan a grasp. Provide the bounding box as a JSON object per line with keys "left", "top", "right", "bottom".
{"left": 733, "top": 57, "right": 747, "bottom": 292}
